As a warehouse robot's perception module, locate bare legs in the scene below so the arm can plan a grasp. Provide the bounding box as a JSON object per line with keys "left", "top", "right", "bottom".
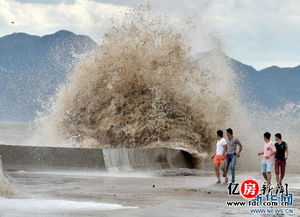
{"left": 215, "top": 162, "right": 226, "bottom": 183}
{"left": 221, "top": 161, "right": 227, "bottom": 182}
{"left": 262, "top": 172, "right": 271, "bottom": 185}
{"left": 276, "top": 173, "right": 285, "bottom": 185}
{"left": 275, "top": 160, "right": 286, "bottom": 185}
{"left": 214, "top": 164, "right": 221, "bottom": 183}
{"left": 276, "top": 174, "right": 281, "bottom": 185}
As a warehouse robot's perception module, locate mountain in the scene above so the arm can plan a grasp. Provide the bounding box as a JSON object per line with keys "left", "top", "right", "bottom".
{"left": 0, "top": 31, "right": 299, "bottom": 121}
{"left": 197, "top": 51, "right": 300, "bottom": 108}
{"left": 0, "top": 30, "right": 97, "bottom": 121}
{"left": 229, "top": 59, "right": 300, "bottom": 107}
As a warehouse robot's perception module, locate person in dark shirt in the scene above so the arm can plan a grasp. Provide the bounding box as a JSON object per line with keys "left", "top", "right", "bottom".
{"left": 274, "top": 133, "right": 288, "bottom": 185}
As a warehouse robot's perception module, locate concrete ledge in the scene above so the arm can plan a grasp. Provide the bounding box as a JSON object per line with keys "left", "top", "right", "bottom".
{"left": 103, "top": 148, "right": 194, "bottom": 171}
{"left": 0, "top": 145, "right": 105, "bottom": 171}
{"left": 0, "top": 155, "right": 2, "bottom": 174}
{"left": 0, "top": 145, "right": 194, "bottom": 171}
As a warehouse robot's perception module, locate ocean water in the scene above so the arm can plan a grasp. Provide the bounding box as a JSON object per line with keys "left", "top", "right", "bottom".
{"left": 0, "top": 198, "right": 137, "bottom": 214}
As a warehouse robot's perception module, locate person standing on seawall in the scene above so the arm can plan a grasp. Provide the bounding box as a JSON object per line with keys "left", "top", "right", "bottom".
{"left": 224, "top": 128, "right": 243, "bottom": 183}
{"left": 258, "top": 132, "right": 276, "bottom": 185}
{"left": 274, "top": 133, "right": 288, "bottom": 186}
{"left": 211, "top": 130, "right": 228, "bottom": 184}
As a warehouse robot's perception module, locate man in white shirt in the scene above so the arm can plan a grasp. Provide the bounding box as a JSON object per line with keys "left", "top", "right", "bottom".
{"left": 211, "top": 130, "right": 228, "bottom": 184}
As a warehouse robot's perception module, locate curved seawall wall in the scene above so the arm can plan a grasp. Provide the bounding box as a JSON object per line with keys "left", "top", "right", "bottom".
{"left": 0, "top": 145, "right": 194, "bottom": 171}
{"left": 102, "top": 148, "right": 194, "bottom": 171}
{"left": 0, "top": 155, "right": 2, "bottom": 174}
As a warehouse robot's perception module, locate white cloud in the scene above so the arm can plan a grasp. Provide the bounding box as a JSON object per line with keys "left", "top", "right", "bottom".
{"left": 139, "top": 0, "right": 300, "bottom": 69}
{"left": 203, "top": 0, "right": 300, "bottom": 69}
{"left": 0, "top": 0, "right": 130, "bottom": 42}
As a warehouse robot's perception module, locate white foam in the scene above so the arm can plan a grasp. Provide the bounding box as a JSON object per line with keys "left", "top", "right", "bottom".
{"left": 0, "top": 198, "right": 137, "bottom": 213}
{"left": 14, "top": 170, "right": 154, "bottom": 178}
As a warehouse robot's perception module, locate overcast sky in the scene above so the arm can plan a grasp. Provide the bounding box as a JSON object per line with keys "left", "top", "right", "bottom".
{"left": 1, "top": 0, "right": 300, "bottom": 70}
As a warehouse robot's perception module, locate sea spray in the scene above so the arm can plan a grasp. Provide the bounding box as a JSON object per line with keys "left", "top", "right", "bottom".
{"left": 0, "top": 175, "right": 15, "bottom": 197}
{"left": 0, "top": 157, "right": 15, "bottom": 196}
{"left": 33, "top": 7, "right": 239, "bottom": 157}
{"left": 28, "top": 6, "right": 300, "bottom": 172}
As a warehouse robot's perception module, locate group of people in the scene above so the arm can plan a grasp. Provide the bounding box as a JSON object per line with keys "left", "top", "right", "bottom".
{"left": 212, "top": 129, "right": 288, "bottom": 186}
{"left": 258, "top": 132, "right": 288, "bottom": 186}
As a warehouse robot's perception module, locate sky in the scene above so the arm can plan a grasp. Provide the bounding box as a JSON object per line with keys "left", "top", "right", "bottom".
{"left": 1, "top": 0, "right": 300, "bottom": 70}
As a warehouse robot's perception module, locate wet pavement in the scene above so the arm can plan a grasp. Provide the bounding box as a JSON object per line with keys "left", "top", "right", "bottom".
{"left": 0, "top": 170, "right": 299, "bottom": 217}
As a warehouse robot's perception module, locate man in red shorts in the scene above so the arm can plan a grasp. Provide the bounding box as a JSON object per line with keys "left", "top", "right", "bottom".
{"left": 211, "top": 130, "right": 228, "bottom": 184}
{"left": 274, "top": 133, "right": 288, "bottom": 185}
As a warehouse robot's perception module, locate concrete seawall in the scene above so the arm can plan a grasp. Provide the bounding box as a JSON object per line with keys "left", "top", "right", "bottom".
{"left": 103, "top": 148, "right": 194, "bottom": 171}
{"left": 0, "top": 144, "right": 105, "bottom": 171}
{"left": 0, "top": 155, "right": 2, "bottom": 174}
{"left": 0, "top": 145, "right": 194, "bottom": 171}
